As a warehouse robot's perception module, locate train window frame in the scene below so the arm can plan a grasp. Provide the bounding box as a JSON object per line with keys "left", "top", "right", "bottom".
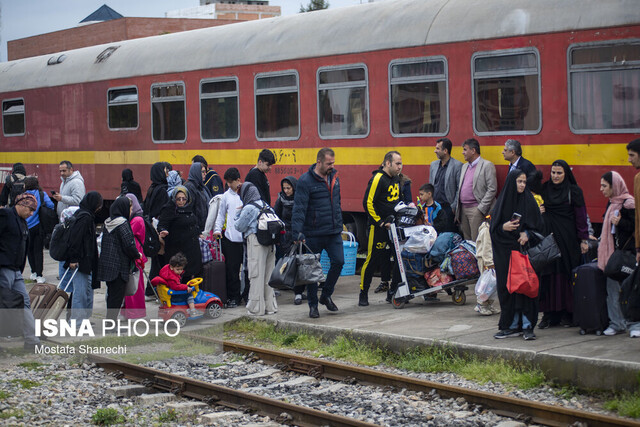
{"left": 199, "top": 76, "right": 240, "bottom": 143}
{"left": 317, "top": 63, "right": 370, "bottom": 140}
{"left": 2, "top": 98, "right": 25, "bottom": 137}
{"left": 150, "top": 81, "right": 187, "bottom": 144}
{"left": 107, "top": 86, "right": 139, "bottom": 131}
{"left": 254, "top": 70, "right": 300, "bottom": 142}
{"left": 567, "top": 39, "right": 640, "bottom": 135}
{"left": 471, "top": 47, "right": 542, "bottom": 136}
{"left": 388, "top": 56, "right": 449, "bottom": 138}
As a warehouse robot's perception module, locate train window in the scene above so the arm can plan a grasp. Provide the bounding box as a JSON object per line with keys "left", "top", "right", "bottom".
{"left": 2, "top": 99, "right": 25, "bottom": 136}
{"left": 317, "top": 64, "right": 369, "bottom": 138}
{"left": 255, "top": 71, "right": 300, "bottom": 140}
{"left": 568, "top": 40, "right": 640, "bottom": 133}
{"left": 200, "top": 77, "right": 239, "bottom": 142}
{"left": 389, "top": 57, "right": 448, "bottom": 137}
{"left": 472, "top": 49, "right": 541, "bottom": 135}
{"left": 151, "top": 82, "right": 186, "bottom": 143}
{"left": 107, "top": 87, "right": 138, "bottom": 130}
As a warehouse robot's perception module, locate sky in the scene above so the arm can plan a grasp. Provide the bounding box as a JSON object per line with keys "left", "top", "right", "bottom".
{"left": 0, "top": 0, "right": 375, "bottom": 62}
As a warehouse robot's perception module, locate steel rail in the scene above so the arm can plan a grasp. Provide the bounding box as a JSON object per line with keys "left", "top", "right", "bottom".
{"left": 88, "top": 354, "right": 376, "bottom": 427}
{"left": 182, "top": 333, "right": 640, "bottom": 427}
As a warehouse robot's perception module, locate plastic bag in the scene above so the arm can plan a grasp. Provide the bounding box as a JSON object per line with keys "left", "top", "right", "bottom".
{"left": 403, "top": 226, "right": 437, "bottom": 254}
{"left": 475, "top": 268, "right": 496, "bottom": 303}
{"left": 296, "top": 242, "right": 326, "bottom": 285}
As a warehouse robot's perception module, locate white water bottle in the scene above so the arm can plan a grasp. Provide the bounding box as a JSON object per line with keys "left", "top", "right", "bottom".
{"left": 612, "top": 210, "right": 619, "bottom": 234}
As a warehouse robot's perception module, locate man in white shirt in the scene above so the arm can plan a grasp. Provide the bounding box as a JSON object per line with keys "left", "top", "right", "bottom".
{"left": 212, "top": 168, "right": 244, "bottom": 308}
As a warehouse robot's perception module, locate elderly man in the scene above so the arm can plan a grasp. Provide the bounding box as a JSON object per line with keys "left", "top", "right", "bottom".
{"left": 456, "top": 138, "right": 497, "bottom": 241}
{"left": 502, "top": 139, "right": 536, "bottom": 179}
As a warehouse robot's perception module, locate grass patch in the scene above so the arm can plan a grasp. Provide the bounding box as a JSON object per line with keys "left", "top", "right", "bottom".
{"left": 605, "top": 392, "right": 640, "bottom": 418}
{"left": 17, "top": 361, "right": 47, "bottom": 370}
{"left": 10, "top": 379, "right": 41, "bottom": 389}
{"left": 157, "top": 408, "right": 178, "bottom": 423}
{"left": 115, "top": 336, "right": 212, "bottom": 364}
{"left": 0, "top": 408, "right": 24, "bottom": 419}
{"left": 0, "top": 390, "right": 10, "bottom": 400}
{"left": 91, "top": 408, "right": 125, "bottom": 425}
{"left": 225, "top": 318, "right": 546, "bottom": 390}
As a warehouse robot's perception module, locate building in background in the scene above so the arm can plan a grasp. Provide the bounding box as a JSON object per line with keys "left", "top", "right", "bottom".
{"left": 7, "top": 2, "right": 280, "bottom": 61}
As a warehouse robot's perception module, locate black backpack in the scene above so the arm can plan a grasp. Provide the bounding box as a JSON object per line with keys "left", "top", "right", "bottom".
{"left": 139, "top": 216, "right": 161, "bottom": 257}
{"left": 250, "top": 202, "right": 285, "bottom": 246}
{"left": 7, "top": 174, "right": 26, "bottom": 206}
{"left": 38, "top": 191, "right": 57, "bottom": 236}
{"left": 49, "top": 215, "right": 78, "bottom": 262}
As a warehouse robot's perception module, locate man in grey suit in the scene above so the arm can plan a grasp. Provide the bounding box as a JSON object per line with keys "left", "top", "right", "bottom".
{"left": 429, "top": 138, "right": 463, "bottom": 215}
{"left": 502, "top": 139, "right": 536, "bottom": 179}
{"left": 456, "top": 138, "right": 497, "bottom": 241}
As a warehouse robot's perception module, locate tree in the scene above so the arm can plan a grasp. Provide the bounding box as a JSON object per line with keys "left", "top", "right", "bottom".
{"left": 299, "top": 0, "right": 330, "bottom": 13}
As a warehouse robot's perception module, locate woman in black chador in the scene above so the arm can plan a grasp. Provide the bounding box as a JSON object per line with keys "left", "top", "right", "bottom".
{"left": 490, "top": 169, "right": 543, "bottom": 340}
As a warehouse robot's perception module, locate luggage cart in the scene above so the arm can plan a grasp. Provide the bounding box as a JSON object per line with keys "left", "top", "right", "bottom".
{"left": 389, "top": 222, "right": 475, "bottom": 309}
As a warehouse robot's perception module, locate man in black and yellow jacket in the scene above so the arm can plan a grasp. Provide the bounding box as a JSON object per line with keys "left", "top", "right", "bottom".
{"left": 359, "top": 151, "right": 403, "bottom": 306}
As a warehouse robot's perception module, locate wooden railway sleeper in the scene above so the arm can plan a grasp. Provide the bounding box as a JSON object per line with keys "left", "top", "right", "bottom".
{"left": 288, "top": 359, "right": 324, "bottom": 379}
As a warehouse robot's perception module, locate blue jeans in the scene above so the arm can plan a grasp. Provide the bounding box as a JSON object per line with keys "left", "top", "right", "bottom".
{"left": 70, "top": 271, "right": 93, "bottom": 322}
{"left": 0, "top": 268, "right": 39, "bottom": 345}
{"left": 510, "top": 312, "right": 532, "bottom": 330}
{"left": 304, "top": 233, "right": 344, "bottom": 307}
{"left": 606, "top": 278, "right": 626, "bottom": 332}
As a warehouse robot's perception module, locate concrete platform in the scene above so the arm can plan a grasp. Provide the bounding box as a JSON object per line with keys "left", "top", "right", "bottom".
{"left": 24, "top": 251, "right": 640, "bottom": 391}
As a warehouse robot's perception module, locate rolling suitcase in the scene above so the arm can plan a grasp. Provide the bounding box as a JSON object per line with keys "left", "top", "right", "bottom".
{"left": 572, "top": 262, "right": 609, "bottom": 335}
{"left": 200, "top": 243, "right": 227, "bottom": 303}
{"left": 29, "top": 269, "right": 76, "bottom": 322}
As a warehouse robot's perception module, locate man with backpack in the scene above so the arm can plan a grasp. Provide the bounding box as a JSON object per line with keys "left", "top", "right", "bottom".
{"left": 52, "top": 160, "right": 85, "bottom": 219}
{"left": 0, "top": 162, "right": 27, "bottom": 208}
{"left": 292, "top": 148, "right": 344, "bottom": 319}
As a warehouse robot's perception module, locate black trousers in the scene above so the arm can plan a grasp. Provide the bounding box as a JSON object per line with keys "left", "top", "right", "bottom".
{"left": 360, "top": 225, "right": 400, "bottom": 293}
{"left": 106, "top": 277, "right": 127, "bottom": 321}
{"left": 27, "top": 224, "right": 44, "bottom": 277}
{"left": 222, "top": 237, "right": 243, "bottom": 304}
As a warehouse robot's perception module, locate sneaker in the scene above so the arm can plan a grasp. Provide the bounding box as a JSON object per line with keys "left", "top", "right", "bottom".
{"left": 478, "top": 305, "right": 493, "bottom": 316}
{"left": 494, "top": 329, "right": 522, "bottom": 339}
{"left": 227, "top": 300, "right": 238, "bottom": 308}
{"left": 630, "top": 330, "right": 640, "bottom": 338}
{"left": 374, "top": 282, "right": 389, "bottom": 293}
{"left": 474, "top": 304, "right": 481, "bottom": 313}
{"left": 538, "top": 318, "right": 552, "bottom": 329}
{"left": 294, "top": 294, "right": 302, "bottom": 305}
{"left": 358, "top": 291, "right": 369, "bottom": 307}
{"left": 36, "top": 276, "right": 46, "bottom": 284}
{"left": 489, "top": 305, "right": 501, "bottom": 315}
{"left": 603, "top": 327, "right": 623, "bottom": 336}
{"left": 523, "top": 329, "right": 536, "bottom": 340}
{"left": 29, "top": 273, "right": 37, "bottom": 281}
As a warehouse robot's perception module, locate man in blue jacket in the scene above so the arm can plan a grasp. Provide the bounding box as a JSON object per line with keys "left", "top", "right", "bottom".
{"left": 292, "top": 148, "right": 344, "bottom": 319}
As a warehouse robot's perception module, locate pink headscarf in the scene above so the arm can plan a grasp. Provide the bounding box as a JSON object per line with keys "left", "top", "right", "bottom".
{"left": 598, "top": 171, "right": 635, "bottom": 271}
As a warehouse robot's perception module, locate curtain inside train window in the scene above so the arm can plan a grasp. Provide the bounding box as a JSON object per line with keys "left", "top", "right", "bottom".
{"left": 200, "top": 78, "right": 239, "bottom": 142}
{"left": 108, "top": 87, "right": 138, "bottom": 130}
{"left": 255, "top": 71, "right": 299, "bottom": 141}
{"left": 2, "top": 99, "right": 25, "bottom": 136}
{"left": 151, "top": 82, "right": 186, "bottom": 143}
{"left": 317, "top": 65, "right": 369, "bottom": 139}
{"left": 472, "top": 49, "right": 541, "bottom": 135}
{"left": 569, "top": 41, "right": 640, "bottom": 133}
{"left": 390, "top": 58, "right": 448, "bottom": 137}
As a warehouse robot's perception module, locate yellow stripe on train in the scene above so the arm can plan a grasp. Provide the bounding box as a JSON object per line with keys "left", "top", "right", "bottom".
{"left": 0, "top": 143, "right": 631, "bottom": 166}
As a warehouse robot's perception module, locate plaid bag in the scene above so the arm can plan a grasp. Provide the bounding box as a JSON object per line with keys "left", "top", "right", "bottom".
{"left": 200, "top": 238, "right": 213, "bottom": 264}
{"left": 450, "top": 247, "right": 479, "bottom": 279}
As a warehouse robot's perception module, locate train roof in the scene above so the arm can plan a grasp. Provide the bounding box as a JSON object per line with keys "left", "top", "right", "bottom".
{"left": 1, "top": 0, "right": 639, "bottom": 92}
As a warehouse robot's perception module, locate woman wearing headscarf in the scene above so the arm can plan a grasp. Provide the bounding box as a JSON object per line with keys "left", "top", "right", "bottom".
{"left": 538, "top": 160, "right": 589, "bottom": 329}
{"left": 157, "top": 186, "right": 202, "bottom": 282}
{"left": 235, "top": 182, "right": 277, "bottom": 316}
{"left": 97, "top": 197, "right": 141, "bottom": 322}
{"left": 143, "top": 162, "right": 170, "bottom": 295}
{"left": 122, "top": 194, "right": 147, "bottom": 319}
{"left": 120, "top": 168, "right": 143, "bottom": 204}
{"left": 66, "top": 191, "right": 103, "bottom": 322}
{"left": 598, "top": 171, "right": 636, "bottom": 336}
{"left": 184, "top": 162, "right": 213, "bottom": 232}
{"left": 491, "top": 170, "right": 544, "bottom": 340}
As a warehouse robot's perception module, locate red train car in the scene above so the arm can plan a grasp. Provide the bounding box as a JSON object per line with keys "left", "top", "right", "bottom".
{"left": 0, "top": 0, "right": 639, "bottom": 241}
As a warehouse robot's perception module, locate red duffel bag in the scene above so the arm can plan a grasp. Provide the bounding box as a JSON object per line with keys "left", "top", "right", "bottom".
{"left": 507, "top": 251, "right": 539, "bottom": 298}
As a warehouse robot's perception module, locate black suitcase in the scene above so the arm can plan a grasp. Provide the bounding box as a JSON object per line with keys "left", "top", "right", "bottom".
{"left": 572, "top": 262, "right": 609, "bottom": 335}
{"left": 201, "top": 260, "right": 227, "bottom": 304}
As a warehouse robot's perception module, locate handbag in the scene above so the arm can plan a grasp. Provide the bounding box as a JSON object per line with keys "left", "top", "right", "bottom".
{"left": 200, "top": 238, "right": 213, "bottom": 264}
{"left": 125, "top": 268, "right": 139, "bottom": 296}
{"left": 507, "top": 250, "right": 539, "bottom": 298}
{"left": 295, "top": 242, "right": 326, "bottom": 285}
{"left": 620, "top": 265, "right": 640, "bottom": 322}
{"left": 604, "top": 237, "right": 636, "bottom": 282}
{"left": 269, "top": 245, "right": 298, "bottom": 290}
{"left": 526, "top": 232, "right": 561, "bottom": 273}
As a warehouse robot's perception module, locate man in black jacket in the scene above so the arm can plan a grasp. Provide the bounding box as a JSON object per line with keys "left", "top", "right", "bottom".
{"left": 292, "top": 148, "right": 343, "bottom": 318}
{"left": 502, "top": 139, "right": 536, "bottom": 179}
{"left": 0, "top": 193, "right": 40, "bottom": 351}
{"left": 245, "top": 149, "right": 276, "bottom": 206}
{"left": 359, "top": 151, "right": 403, "bottom": 307}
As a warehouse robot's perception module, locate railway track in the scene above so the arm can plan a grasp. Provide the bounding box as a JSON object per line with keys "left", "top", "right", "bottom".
{"left": 174, "top": 333, "right": 639, "bottom": 427}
